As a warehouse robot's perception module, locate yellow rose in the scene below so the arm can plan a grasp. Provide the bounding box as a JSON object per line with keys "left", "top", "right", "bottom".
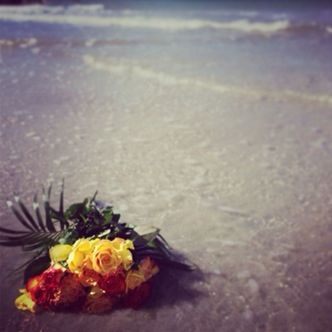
{"left": 125, "top": 270, "right": 145, "bottom": 292}
{"left": 91, "top": 240, "right": 122, "bottom": 274}
{"left": 49, "top": 244, "right": 72, "bottom": 263}
{"left": 67, "top": 239, "right": 97, "bottom": 273}
{"left": 15, "top": 289, "right": 36, "bottom": 313}
{"left": 111, "top": 238, "right": 134, "bottom": 270}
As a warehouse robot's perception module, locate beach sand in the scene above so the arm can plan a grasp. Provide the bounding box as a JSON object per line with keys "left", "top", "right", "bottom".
{"left": 0, "top": 2, "right": 332, "bottom": 331}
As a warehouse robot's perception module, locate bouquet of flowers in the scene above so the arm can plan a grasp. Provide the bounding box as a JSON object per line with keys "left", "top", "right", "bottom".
{"left": 0, "top": 183, "right": 194, "bottom": 314}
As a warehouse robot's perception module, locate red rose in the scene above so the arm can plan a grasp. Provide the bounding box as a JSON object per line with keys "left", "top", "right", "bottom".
{"left": 53, "top": 272, "right": 86, "bottom": 309}
{"left": 123, "top": 282, "right": 151, "bottom": 309}
{"left": 26, "top": 267, "right": 64, "bottom": 308}
{"left": 26, "top": 267, "right": 85, "bottom": 310}
{"left": 26, "top": 274, "right": 42, "bottom": 299}
{"left": 78, "top": 266, "right": 101, "bottom": 287}
{"left": 98, "top": 268, "right": 126, "bottom": 296}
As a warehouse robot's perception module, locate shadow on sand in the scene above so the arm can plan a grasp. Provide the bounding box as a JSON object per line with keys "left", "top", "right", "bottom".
{"left": 145, "top": 267, "right": 206, "bottom": 310}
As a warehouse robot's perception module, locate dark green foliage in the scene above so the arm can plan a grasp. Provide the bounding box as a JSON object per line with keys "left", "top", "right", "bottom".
{"left": 0, "top": 182, "right": 195, "bottom": 282}
{"left": 24, "top": 256, "right": 51, "bottom": 284}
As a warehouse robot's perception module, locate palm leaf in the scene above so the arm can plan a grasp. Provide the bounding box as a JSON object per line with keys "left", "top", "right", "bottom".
{"left": 58, "top": 179, "right": 69, "bottom": 229}
{"left": 0, "top": 226, "right": 28, "bottom": 234}
{"left": 59, "top": 179, "right": 64, "bottom": 215}
{"left": 1, "top": 185, "right": 69, "bottom": 251}
{"left": 22, "top": 241, "right": 52, "bottom": 252}
{"left": 0, "top": 232, "right": 57, "bottom": 246}
{"left": 42, "top": 186, "right": 56, "bottom": 232}
{"left": 1, "top": 184, "right": 195, "bottom": 283}
{"left": 13, "top": 249, "right": 45, "bottom": 273}
{"left": 0, "top": 186, "right": 77, "bottom": 281}
{"left": 33, "top": 194, "right": 46, "bottom": 231}
{"left": 155, "top": 233, "right": 171, "bottom": 250}
{"left": 16, "top": 196, "right": 40, "bottom": 231}
{"left": 5, "top": 248, "right": 45, "bottom": 281}
{"left": 6, "top": 201, "right": 34, "bottom": 231}
{"left": 92, "top": 190, "right": 98, "bottom": 202}
{"left": 24, "top": 256, "right": 51, "bottom": 284}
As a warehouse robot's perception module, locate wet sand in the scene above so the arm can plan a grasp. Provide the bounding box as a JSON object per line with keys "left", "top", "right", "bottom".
{"left": 1, "top": 4, "right": 332, "bottom": 332}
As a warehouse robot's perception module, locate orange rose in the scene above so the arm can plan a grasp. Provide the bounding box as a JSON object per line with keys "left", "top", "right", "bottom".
{"left": 125, "top": 257, "right": 159, "bottom": 292}
{"left": 125, "top": 269, "right": 146, "bottom": 292}
{"left": 139, "top": 257, "right": 159, "bottom": 280}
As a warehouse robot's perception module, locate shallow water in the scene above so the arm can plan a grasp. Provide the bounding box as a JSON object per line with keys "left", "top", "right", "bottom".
{"left": 0, "top": 2, "right": 332, "bottom": 332}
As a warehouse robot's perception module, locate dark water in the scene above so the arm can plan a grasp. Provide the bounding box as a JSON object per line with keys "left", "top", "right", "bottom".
{"left": 0, "top": 2, "right": 332, "bottom": 332}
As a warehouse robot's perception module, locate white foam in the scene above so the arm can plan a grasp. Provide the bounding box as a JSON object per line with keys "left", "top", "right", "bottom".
{"left": 0, "top": 39, "right": 14, "bottom": 46}
{"left": 326, "top": 26, "right": 332, "bottom": 34}
{"left": 85, "top": 39, "right": 97, "bottom": 47}
{"left": 0, "top": 37, "right": 38, "bottom": 49}
{"left": 66, "top": 4, "right": 105, "bottom": 15}
{"left": 0, "top": 4, "right": 103, "bottom": 15}
{"left": 0, "top": 5, "right": 64, "bottom": 15}
{"left": 238, "top": 11, "right": 259, "bottom": 18}
{"left": 83, "top": 55, "right": 332, "bottom": 107}
{"left": 21, "top": 37, "right": 37, "bottom": 48}
{"left": 0, "top": 6, "right": 289, "bottom": 34}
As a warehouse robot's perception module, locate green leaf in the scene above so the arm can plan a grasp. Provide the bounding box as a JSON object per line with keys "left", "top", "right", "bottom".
{"left": 58, "top": 228, "right": 79, "bottom": 245}
{"left": 102, "top": 207, "right": 114, "bottom": 224}
{"left": 65, "top": 200, "right": 88, "bottom": 220}
{"left": 134, "top": 225, "right": 160, "bottom": 242}
{"left": 97, "top": 229, "right": 110, "bottom": 238}
{"left": 24, "top": 256, "right": 50, "bottom": 284}
{"left": 111, "top": 213, "right": 120, "bottom": 225}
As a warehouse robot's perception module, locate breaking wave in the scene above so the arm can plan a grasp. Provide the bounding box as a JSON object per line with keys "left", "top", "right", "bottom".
{"left": 0, "top": 5, "right": 331, "bottom": 38}
{"left": 0, "top": 5, "right": 291, "bottom": 35}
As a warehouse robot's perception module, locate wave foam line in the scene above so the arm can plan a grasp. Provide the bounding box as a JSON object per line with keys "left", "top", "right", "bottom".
{"left": 0, "top": 4, "right": 104, "bottom": 14}
{"left": 83, "top": 55, "right": 332, "bottom": 107}
{"left": 0, "top": 11, "right": 289, "bottom": 34}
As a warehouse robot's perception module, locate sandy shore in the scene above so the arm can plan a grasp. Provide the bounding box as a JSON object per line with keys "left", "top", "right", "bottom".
{"left": 1, "top": 4, "right": 332, "bottom": 331}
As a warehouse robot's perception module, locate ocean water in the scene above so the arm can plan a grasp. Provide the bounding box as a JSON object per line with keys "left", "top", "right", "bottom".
{"left": 0, "top": 2, "right": 332, "bottom": 332}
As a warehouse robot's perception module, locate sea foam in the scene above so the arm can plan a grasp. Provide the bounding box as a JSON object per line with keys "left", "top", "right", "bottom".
{"left": 83, "top": 55, "right": 332, "bottom": 107}
{"left": 0, "top": 5, "right": 290, "bottom": 35}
